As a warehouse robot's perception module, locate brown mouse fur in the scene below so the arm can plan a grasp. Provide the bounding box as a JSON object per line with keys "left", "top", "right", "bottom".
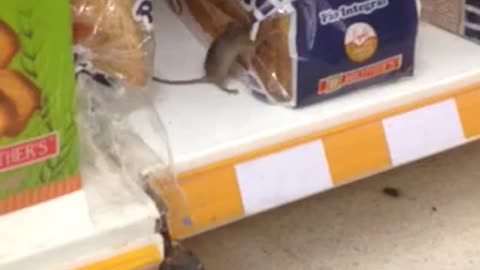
{"left": 159, "top": 241, "right": 205, "bottom": 270}
{"left": 157, "top": 215, "right": 206, "bottom": 270}
{"left": 153, "top": 21, "right": 256, "bottom": 94}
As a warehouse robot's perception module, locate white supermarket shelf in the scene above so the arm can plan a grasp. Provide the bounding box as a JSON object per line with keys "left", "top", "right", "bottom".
{"left": 149, "top": 2, "right": 480, "bottom": 238}
{"left": 0, "top": 166, "right": 163, "bottom": 270}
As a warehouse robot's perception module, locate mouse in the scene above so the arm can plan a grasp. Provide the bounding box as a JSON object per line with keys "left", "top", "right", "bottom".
{"left": 153, "top": 21, "right": 256, "bottom": 95}
{"left": 156, "top": 214, "right": 206, "bottom": 270}
{"left": 159, "top": 241, "right": 205, "bottom": 270}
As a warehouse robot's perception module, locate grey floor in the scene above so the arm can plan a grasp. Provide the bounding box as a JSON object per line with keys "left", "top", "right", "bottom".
{"left": 185, "top": 140, "right": 480, "bottom": 270}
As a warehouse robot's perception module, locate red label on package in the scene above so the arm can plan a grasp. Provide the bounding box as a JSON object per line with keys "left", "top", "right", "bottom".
{"left": 0, "top": 133, "right": 59, "bottom": 172}
{"left": 318, "top": 55, "right": 403, "bottom": 94}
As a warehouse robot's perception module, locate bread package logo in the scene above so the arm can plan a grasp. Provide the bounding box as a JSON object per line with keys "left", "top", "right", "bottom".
{"left": 0, "top": 21, "right": 40, "bottom": 138}
{"left": 133, "top": 0, "right": 154, "bottom": 31}
{"left": 318, "top": 55, "right": 403, "bottom": 94}
{"left": 345, "top": 22, "right": 378, "bottom": 63}
{"left": 0, "top": 20, "right": 62, "bottom": 174}
{"left": 319, "top": 0, "right": 389, "bottom": 25}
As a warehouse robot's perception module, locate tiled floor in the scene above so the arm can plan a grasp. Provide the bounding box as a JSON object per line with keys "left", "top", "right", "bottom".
{"left": 186, "top": 140, "right": 480, "bottom": 270}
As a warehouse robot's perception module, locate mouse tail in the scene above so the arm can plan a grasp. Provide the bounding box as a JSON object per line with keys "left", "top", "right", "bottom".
{"left": 152, "top": 76, "right": 206, "bottom": 85}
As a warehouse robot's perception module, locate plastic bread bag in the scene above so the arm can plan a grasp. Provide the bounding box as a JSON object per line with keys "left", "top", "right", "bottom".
{"left": 163, "top": 0, "right": 291, "bottom": 102}
{"left": 71, "top": 0, "right": 154, "bottom": 90}
{"left": 167, "top": 0, "right": 419, "bottom": 107}
{"left": 72, "top": 0, "right": 192, "bottom": 230}
{"left": 75, "top": 74, "right": 192, "bottom": 230}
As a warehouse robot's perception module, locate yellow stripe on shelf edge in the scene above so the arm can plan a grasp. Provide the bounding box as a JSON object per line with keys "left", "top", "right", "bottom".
{"left": 74, "top": 245, "right": 162, "bottom": 270}
{"left": 165, "top": 83, "right": 480, "bottom": 239}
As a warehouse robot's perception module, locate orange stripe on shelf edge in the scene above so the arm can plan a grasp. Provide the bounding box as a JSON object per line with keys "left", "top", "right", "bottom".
{"left": 180, "top": 83, "right": 480, "bottom": 179}
{"left": 169, "top": 83, "right": 480, "bottom": 238}
{"left": 456, "top": 89, "right": 480, "bottom": 139}
{"left": 74, "top": 245, "right": 162, "bottom": 270}
{"left": 0, "top": 175, "right": 81, "bottom": 214}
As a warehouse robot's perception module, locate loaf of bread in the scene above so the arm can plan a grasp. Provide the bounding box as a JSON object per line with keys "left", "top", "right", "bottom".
{"left": 170, "top": 0, "right": 418, "bottom": 107}
{"left": 183, "top": 0, "right": 250, "bottom": 38}
{"left": 71, "top": 0, "right": 151, "bottom": 88}
{"left": 176, "top": 0, "right": 293, "bottom": 102}
{"left": 253, "top": 14, "right": 292, "bottom": 101}
{"left": 0, "top": 20, "right": 40, "bottom": 137}
{"left": 0, "top": 70, "right": 41, "bottom": 137}
{"left": 0, "top": 92, "right": 17, "bottom": 137}
{"left": 0, "top": 21, "right": 19, "bottom": 68}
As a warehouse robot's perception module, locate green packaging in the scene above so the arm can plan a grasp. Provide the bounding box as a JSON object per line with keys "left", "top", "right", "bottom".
{"left": 0, "top": 0, "right": 80, "bottom": 213}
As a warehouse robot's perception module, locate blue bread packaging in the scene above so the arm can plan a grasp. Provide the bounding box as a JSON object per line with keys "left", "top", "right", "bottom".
{"left": 169, "top": 0, "right": 420, "bottom": 107}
